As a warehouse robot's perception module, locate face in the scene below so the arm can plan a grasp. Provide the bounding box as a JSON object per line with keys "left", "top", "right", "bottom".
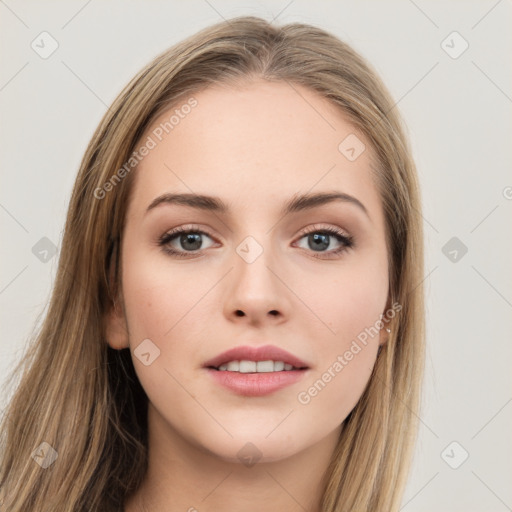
{"left": 106, "top": 79, "right": 390, "bottom": 464}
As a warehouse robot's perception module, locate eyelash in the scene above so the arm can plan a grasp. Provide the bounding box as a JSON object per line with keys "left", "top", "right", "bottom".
{"left": 157, "top": 225, "right": 355, "bottom": 259}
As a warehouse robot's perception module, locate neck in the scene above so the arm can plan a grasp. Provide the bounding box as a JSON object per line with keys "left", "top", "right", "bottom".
{"left": 124, "top": 403, "right": 341, "bottom": 512}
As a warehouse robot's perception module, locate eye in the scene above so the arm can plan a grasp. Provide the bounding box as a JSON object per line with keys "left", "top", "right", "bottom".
{"left": 157, "top": 224, "right": 354, "bottom": 259}
{"left": 294, "top": 225, "right": 354, "bottom": 258}
{"left": 158, "top": 226, "right": 216, "bottom": 258}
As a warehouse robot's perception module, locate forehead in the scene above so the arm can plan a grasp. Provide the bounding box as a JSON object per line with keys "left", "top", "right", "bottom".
{"left": 128, "top": 80, "right": 382, "bottom": 223}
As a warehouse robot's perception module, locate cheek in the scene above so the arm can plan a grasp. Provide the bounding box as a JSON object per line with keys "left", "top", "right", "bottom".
{"left": 292, "top": 253, "right": 389, "bottom": 343}
{"left": 297, "top": 346, "right": 377, "bottom": 437}
{"left": 121, "top": 249, "right": 211, "bottom": 342}
{"left": 296, "top": 281, "right": 386, "bottom": 426}
{"left": 120, "top": 250, "right": 211, "bottom": 409}
{"left": 120, "top": 247, "right": 219, "bottom": 397}
{"left": 292, "top": 254, "right": 387, "bottom": 417}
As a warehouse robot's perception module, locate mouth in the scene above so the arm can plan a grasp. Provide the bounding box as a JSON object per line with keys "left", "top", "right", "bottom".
{"left": 202, "top": 344, "right": 310, "bottom": 372}
{"left": 206, "top": 360, "right": 308, "bottom": 372}
{"left": 202, "top": 344, "right": 310, "bottom": 396}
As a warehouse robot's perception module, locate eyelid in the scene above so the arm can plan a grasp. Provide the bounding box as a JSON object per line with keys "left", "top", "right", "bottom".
{"left": 158, "top": 222, "right": 354, "bottom": 258}
{"left": 158, "top": 224, "right": 217, "bottom": 244}
{"left": 292, "top": 223, "right": 354, "bottom": 256}
{"left": 296, "top": 223, "right": 351, "bottom": 238}
{"left": 159, "top": 223, "right": 350, "bottom": 243}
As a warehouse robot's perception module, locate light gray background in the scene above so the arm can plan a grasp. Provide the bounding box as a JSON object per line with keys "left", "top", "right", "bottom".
{"left": 1, "top": 1, "right": 511, "bottom": 510}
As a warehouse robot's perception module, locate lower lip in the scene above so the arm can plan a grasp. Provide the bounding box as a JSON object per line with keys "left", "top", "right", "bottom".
{"left": 205, "top": 368, "right": 308, "bottom": 396}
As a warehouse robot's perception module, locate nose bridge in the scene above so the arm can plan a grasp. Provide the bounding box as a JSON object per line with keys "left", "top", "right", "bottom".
{"left": 234, "top": 233, "right": 277, "bottom": 294}
{"left": 225, "top": 231, "right": 289, "bottom": 320}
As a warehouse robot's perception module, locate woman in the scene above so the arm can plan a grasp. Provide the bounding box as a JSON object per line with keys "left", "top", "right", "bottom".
{"left": 0, "top": 15, "right": 425, "bottom": 512}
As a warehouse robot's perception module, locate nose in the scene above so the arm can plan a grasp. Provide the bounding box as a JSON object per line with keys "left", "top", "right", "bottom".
{"left": 223, "top": 239, "right": 291, "bottom": 326}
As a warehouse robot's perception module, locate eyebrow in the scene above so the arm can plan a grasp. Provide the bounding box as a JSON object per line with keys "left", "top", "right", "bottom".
{"left": 145, "top": 191, "right": 369, "bottom": 218}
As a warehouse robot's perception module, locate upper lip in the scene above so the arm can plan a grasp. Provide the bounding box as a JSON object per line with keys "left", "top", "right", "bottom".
{"left": 203, "top": 344, "right": 310, "bottom": 369}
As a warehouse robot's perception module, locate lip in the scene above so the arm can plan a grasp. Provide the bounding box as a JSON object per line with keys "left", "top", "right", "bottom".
{"left": 203, "top": 344, "right": 310, "bottom": 397}
{"left": 206, "top": 367, "right": 308, "bottom": 397}
{"left": 202, "top": 344, "right": 309, "bottom": 370}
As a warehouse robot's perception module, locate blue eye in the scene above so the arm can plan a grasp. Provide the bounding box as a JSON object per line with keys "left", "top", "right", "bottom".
{"left": 158, "top": 225, "right": 354, "bottom": 259}
{"left": 158, "top": 227, "right": 215, "bottom": 258}
{"left": 295, "top": 227, "right": 354, "bottom": 258}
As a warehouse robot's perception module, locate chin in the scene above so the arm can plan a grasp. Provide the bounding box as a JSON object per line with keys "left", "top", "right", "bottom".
{"left": 199, "top": 433, "right": 304, "bottom": 465}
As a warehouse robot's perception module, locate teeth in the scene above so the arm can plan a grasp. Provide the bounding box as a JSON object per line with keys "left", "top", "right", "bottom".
{"left": 274, "top": 361, "right": 285, "bottom": 371}
{"left": 239, "top": 360, "right": 256, "bottom": 373}
{"left": 216, "top": 360, "right": 301, "bottom": 372}
{"left": 256, "top": 360, "right": 274, "bottom": 372}
{"left": 227, "top": 361, "right": 239, "bottom": 371}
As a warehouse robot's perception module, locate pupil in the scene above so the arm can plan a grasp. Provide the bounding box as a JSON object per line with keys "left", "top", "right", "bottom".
{"left": 181, "top": 233, "right": 202, "bottom": 251}
{"left": 309, "top": 233, "right": 329, "bottom": 251}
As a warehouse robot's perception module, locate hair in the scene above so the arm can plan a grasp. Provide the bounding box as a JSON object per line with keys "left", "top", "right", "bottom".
{"left": 0, "top": 15, "right": 425, "bottom": 512}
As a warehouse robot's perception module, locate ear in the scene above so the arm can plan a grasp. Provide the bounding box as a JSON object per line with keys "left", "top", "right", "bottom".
{"left": 104, "top": 298, "right": 129, "bottom": 350}
{"left": 104, "top": 236, "right": 129, "bottom": 350}
{"left": 378, "top": 295, "right": 393, "bottom": 347}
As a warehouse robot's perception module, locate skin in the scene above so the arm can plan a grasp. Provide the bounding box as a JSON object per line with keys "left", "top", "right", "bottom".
{"left": 106, "top": 79, "right": 391, "bottom": 512}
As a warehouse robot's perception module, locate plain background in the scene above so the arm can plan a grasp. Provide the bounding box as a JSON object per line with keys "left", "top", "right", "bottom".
{"left": 1, "top": 1, "right": 511, "bottom": 510}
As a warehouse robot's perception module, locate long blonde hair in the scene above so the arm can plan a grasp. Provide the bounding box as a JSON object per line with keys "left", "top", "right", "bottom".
{"left": 0, "top": 15, "right": 425, "bottom": 511}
